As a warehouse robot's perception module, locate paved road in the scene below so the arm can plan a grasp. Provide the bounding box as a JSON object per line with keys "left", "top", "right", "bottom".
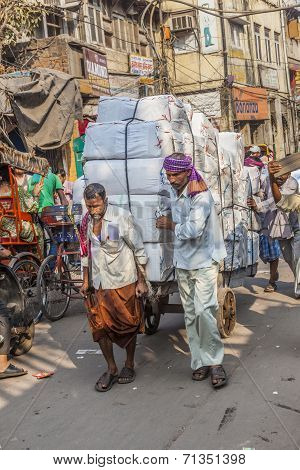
{"left": 1, "top": 261, "right": 299, "bottom": 450}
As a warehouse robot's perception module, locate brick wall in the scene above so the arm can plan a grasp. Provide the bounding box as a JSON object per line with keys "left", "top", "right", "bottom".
{"left": 24, "top": 37, "right": 70, "bottom": 74}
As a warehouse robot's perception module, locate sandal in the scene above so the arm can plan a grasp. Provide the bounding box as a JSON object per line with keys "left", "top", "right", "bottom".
{"left": 211, "top": 365, "right": 227, "bottom": 389}
{"left": 118, "top": 367, "right": 136, "bottom": 384}
{"left": 192, "top": 366, "right": 210, "bottom": 381}
{"left": 264, "top": 282, "right": 278, "bottom": 293}
{"left": 95, "top": 372, "right": 118, "bottom": 392}
{"left": 0, "top": 364, "right": 28, "bottom": 380}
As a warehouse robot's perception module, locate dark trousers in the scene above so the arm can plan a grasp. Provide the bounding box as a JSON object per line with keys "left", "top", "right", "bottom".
{"left": 0, "top": 301, "right": 11, "bottom": 356}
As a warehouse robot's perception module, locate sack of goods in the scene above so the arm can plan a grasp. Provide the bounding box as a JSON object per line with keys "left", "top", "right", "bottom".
{"left": 83, "top": 94, "right": 189, "bottom": 282}
{"left": 82, "top": 93, "right": 259, "bottom": 281}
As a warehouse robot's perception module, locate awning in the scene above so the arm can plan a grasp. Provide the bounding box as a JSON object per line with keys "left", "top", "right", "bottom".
{"left": 0, "top": 142, "right": 49, "bottom": 175}
{"left": 0, "top": 68, "right": 83, "bottom": 151}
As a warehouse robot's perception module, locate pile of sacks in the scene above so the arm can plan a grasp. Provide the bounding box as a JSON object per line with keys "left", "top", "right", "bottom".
{"left": 83, "top": 94, "right": 194, "bottom": 281}
{"left": 190, "top": 115, "right": 259, "bottom": 272}
{"left": 82, "top": 94, "right": 259, "bottom": 281}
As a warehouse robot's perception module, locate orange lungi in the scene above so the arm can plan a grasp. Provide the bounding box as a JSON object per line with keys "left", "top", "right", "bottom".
{"left": 85, "top": 283, "right": 144, "bottom": 348}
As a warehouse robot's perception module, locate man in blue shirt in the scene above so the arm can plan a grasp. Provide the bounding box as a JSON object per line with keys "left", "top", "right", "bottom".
{"left": 157, "top": 153, "right": 227, "bottom": 389}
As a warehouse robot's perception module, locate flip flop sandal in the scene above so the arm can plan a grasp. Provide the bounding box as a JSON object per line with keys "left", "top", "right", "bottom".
{"left": 192, "top": 366, "right": 210, "bottom": 381}
{"left": 0, "top": 364, "right": 28, "bottom": 380}
{"left": 118, "top": 367, "right": 136, "bottom": 384}
{"left": 95, "top": 372, "right": 118, "bottom": 392}
{"left": 264, "top": 282, "right": 278, "bottom": 293}
{"left": 211, "top": 365, "right": 228, "bottom": 389}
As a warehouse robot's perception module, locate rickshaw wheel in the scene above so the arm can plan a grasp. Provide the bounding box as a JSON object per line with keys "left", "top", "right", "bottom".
{"left": 11, "top": 323, "right": 35, "bottom": 356}
{"left": 37, "top": 255, "right": 71, "bottom": 322}
{"left": 144, "top": 300, "right": 161, "bottom": 335}
{"left": 12, "top": 258, "right": 42, "bottom": 324}
{"left": 217, "top": 287, "right": 236, "bottom": 338}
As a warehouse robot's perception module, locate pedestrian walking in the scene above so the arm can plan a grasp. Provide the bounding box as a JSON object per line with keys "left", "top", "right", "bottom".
{"left": 244, "top": 146, "right": 281, "bottom": 292}
{"left": 80, "top": 183, "right": 148, "bottom": 392}
{"left": 156, "top": 153, "right": 228, "bottom": 389}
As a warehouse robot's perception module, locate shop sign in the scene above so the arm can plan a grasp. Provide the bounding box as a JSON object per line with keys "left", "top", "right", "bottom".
{"left": 83, "top": 48, "right": 110, "bottom": 95}
{"left": 233, "top": 87, "right": 269, "bottom": 121}
{"left": 259, "top": 65, "right": 279, "bottom": 90}
{"left": 198, "top": 0, "right": 220, "bottom": 54}
{"left": 129, "top": 55, "right": 154, "bottom": 77}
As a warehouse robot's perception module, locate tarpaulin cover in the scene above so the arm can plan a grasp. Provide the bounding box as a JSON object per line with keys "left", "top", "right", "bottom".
{"left": 0, "top": 69, "right": 82, "bottom": 150}
{"left": 0, "top": 141, "right": 49, "bottom": 175}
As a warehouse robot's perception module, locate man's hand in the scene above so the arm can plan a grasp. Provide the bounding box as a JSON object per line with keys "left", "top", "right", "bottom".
{"left": 80, "top": 281, "right": 89, "bottom": 299}
{"left": 268, "top": 161, "right": 282, "bottom": 179}
{"left": 0, "top": 247, "right": 11, "bottom": 259}
{"left": 136, "top": 280, "right": 148, "bottom": 298}
{"left": 33, "top": 180, "right": 44, "bottom": 197}
{"left": 156, "top": 216, "right": 176, "bottom": 231}
{"left": 247, "top": 197, "right": 257, "bottom": 210}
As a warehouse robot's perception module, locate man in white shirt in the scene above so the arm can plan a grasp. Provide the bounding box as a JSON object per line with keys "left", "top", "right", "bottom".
{"left": 156, "top": 153, "right": 228, "bottom": 389}
{"left": 80, "top": 183, "right": 148, "bottom": 392}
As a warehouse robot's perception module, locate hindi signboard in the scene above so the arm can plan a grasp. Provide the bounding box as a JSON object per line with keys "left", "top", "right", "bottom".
{"left": 130, "top": 55, "right": 154, "bottom": 77}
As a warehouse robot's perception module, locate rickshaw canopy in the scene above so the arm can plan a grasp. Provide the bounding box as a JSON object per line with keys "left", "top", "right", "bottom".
{"left": 0, "top": 142, "right": 49, "bottom": 176}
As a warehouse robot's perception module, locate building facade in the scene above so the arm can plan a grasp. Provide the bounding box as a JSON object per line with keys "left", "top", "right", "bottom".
{"left": 163, "top": 0, "right": 299, "bottom": 157}
{"left": 2, "top": 0, "right": 159, "bottom": 177}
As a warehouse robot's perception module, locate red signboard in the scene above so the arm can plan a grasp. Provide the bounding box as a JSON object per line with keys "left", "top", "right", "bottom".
{"left": 233, "top": 87, "right": 269, "bottom": 121}
{"left": 83, "top": 48, "right": 110, "bottom": 95}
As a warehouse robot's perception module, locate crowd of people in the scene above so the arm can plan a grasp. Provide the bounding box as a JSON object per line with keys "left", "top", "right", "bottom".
{"left": 0, "top": 149, "right": 299, "bottom": 393}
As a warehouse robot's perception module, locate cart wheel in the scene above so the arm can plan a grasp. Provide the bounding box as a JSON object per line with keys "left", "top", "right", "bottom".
{"left": 217, "top": 288, "right": 236, "bottom": 338}
{"left": 37, "top": 255, "right": 71, "bottom": 322}
{"left": 144, "top": 300, "right": 161, "bottom": 335}
{"left": 11, "top": 323, "right": 35, "bottom": 356}
{"left": 12, "top": 258, "right": 42, "bottom": 324}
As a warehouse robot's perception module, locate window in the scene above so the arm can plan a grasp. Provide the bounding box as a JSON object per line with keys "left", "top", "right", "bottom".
{"left": 113, "top": 16, "right": 127, "bottom": 51}
{"left": 88, "top": 3, "right": 104, "bottom": 45}
{"left": 254, "top": 24, "right": 262, "bottom": 60}
{"left": 113, "top": 16, "right": 139, "bottom": 53}
{"left": 264, "top": 28, "right": 272, "bottom": 63}
{"left": 173, "top": 31, "right": 198, "bottom": 54}
{"left": 78, "top": 11, "right": 87, "bottom": 42}
{"left": 230, "top": 23, "right": 244, "bottom": 49}
{"left": 45, "top": 12, "right": 62, "bottom": 37}
{"left": 275, "top": 32, "right": 280, "bottom": 65}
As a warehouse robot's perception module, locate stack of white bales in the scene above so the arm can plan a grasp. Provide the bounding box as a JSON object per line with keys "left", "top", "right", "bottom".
{"left": 83, "top": 94, "right": 196, "bottom": 282}
{"left": 190, "top": 113, "right": 259, "bottom": 271}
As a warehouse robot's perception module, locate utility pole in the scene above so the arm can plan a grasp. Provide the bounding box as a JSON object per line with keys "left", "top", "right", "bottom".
{"left": 159, "top": 0, "right": 170, "bottom": 94}
{"left": 218, "top": 0, "right": 234, "bottom": 131}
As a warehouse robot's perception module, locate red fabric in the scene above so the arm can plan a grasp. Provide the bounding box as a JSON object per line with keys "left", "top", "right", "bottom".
{"left": 78, "top": 120, "right": 89, "bottom": 136}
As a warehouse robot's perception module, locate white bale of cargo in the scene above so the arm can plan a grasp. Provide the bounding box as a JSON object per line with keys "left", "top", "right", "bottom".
{"left": 109, "top": 194, "right": 174, "bottom": 244}
{"left": 143, "top": 242, "right": 175, "bottom": 282}
{"left": 83, "top": 121, "right": 162, "bottom": 161}
{"left": 97, "top": 94, "right": 190, "bottom": 123}
{"left": 83, "top": 158, "right": 170, "bottom": 197}
{"left": 83, "top": 119, "right": 193, "bottom": 162}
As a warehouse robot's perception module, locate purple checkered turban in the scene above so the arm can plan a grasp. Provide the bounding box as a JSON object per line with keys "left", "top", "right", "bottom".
{"left": 163, "top": 154, "right": 207, "bottom": 197}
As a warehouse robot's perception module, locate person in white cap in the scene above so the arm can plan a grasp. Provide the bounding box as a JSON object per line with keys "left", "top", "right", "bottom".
{"left": 245, "top": 146, "right": 281, "bottom": 292}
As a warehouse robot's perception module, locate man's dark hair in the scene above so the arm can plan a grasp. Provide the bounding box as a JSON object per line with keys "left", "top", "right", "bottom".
{"left": 56, "top": 169, "right": 66, "bottom": 178}
{"left": 84, "top": 183, "right": 106, "bottom": 200}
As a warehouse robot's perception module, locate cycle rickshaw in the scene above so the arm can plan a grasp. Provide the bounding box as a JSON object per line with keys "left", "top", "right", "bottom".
{"left": 36, "top": 204, "right": 83, "bottom": 321}
{"left": 0, "top": 143, "right": 49, "bottom": 323}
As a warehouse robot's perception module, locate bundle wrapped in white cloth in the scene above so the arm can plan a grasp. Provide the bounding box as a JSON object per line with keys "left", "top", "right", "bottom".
{"left": 83, "top": 158, "right": 169, "bottom": 197}
{"left": 97, "top": 95, "right": 189, "bottom": 123}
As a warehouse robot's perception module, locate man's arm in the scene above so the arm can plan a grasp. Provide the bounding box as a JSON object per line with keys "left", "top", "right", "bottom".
{"left": 268, "top": 162, "right": 283, "bottom": 203}
{"left": 157, "top": 194, "right": 211, "bottom": 240}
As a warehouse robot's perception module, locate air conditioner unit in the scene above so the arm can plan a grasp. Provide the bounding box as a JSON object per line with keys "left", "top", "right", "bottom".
{"left": 43, "top": 0, "right": 61, "bottom": 6}
{"left": 171, "top": 15, "right": 194, "bottom": 32}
